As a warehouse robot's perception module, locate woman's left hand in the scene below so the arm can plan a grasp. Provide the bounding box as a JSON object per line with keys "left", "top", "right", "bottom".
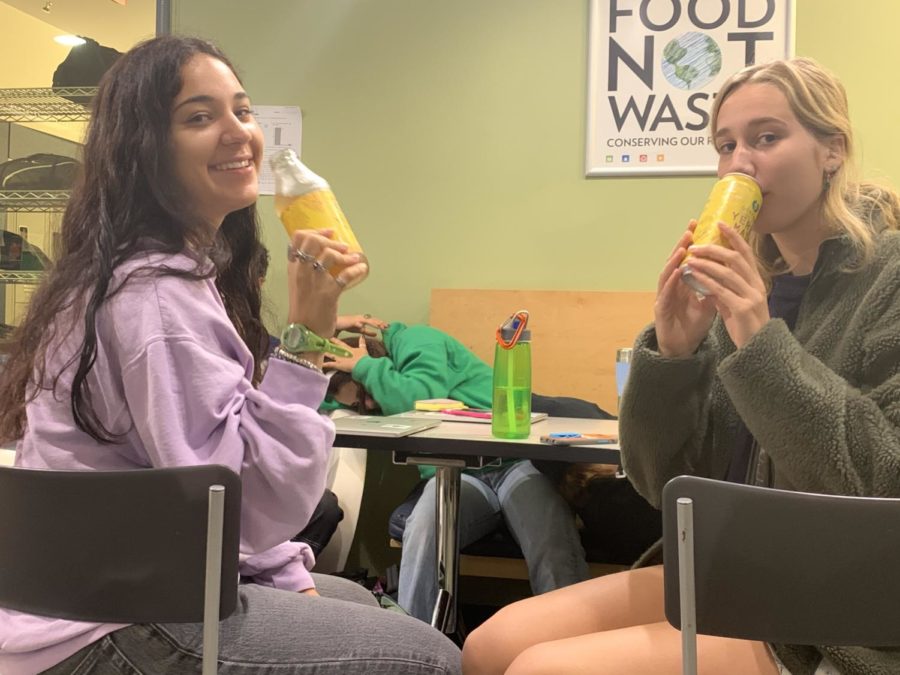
{"left": 323, "top": 336, "right": 369, "bottom": 372}
{"left": 679, "top": 222, "right": 770, "bottom": 348}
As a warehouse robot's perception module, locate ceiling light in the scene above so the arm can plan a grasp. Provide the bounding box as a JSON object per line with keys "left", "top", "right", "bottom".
{"left": 42, "top": 1, "right": 52, "bottom": 12}
{"left": 54, "top": 35, "right": 87, "bottom": 47}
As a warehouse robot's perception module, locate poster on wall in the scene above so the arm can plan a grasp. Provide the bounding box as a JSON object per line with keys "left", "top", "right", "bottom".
{"left": 586, "top": 0, "right": 794, "bottom": 177}
{"left": 256, "top": 106, "right": 302, "bottom": 195}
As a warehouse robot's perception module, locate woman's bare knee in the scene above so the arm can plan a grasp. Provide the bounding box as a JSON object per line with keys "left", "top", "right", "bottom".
{"left": 462, "top": 622, "right": 509, "bottom": 675}
{"left": 504, "top": 642, "right": 567, "bottom": 675}
{"left": 461, "top": 567, "right": 667, "bottom": 674}
{"left": 494, "top": 622, "right": 780, "bottom": 675}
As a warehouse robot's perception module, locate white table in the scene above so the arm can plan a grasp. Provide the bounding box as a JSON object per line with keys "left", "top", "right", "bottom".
{"left": 334, "top": 415, "right": 620, "bottom": 634}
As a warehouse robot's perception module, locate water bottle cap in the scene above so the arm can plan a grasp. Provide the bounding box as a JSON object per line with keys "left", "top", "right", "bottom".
{"left": 270, "top": 149, "right": 329, "bottom": 192}
{"left": 500, "top": 326, "right": 531, "bottom": 342}
{"left": 496, "top": 310, "right": 530, "bottom": 348}
{"left": 271, "top": 147, "right": 297, "bottom": 164}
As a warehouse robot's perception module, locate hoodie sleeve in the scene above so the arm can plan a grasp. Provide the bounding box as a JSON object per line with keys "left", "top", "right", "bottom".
{"left": 618, "top": 324, "right": 731, "bottom": 507}
{"left": 622, "top": 250, "right": 900, "bottom": 504}
{"left": 351, "top": 337, "right": 452, "bottom": 416}
{"left": 112, "top": 273, "right": 332, "bottom": 592}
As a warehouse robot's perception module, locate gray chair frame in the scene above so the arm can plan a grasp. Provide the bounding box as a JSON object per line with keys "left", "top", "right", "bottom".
{"left": 662, "top": 475, "right": 900, "bottom": 675}
{"left": 0, "top": 464, "right": 241, "bottom": 674}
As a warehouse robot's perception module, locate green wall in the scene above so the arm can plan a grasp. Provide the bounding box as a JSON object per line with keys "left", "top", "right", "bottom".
{"left": 174, "top": 0, "right": 899, "bottom": 329}
{"left": 173, "top": 0, "right": 900, "bottom": 575}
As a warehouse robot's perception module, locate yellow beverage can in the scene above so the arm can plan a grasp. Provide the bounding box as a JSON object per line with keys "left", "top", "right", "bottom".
{"left": 681, "top": 172, "right": 762, "bottom": 293}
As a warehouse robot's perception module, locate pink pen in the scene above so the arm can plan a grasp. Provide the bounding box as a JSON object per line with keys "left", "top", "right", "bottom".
{"left": 441, "top": 409, "right": 492, "bottom": 419}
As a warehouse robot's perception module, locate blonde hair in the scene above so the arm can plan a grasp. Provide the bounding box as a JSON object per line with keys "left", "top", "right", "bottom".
{"left": 710, "top": 57, "right": 900, "bottom": 279}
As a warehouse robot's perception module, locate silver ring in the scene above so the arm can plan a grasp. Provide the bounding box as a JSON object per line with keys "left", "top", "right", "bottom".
{"left": 312, "top": 260, "right": 326, "bottom": 273}
{"left": 287, "top": 245, "right": 316, "bottom": 264}
{"left": 335, "top": 277, "right": 347, "bottom": 288}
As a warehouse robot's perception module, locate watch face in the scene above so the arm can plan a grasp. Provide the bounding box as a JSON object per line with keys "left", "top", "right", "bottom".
{"left": 282, "top": 324, "right": 318, "bottom": 352}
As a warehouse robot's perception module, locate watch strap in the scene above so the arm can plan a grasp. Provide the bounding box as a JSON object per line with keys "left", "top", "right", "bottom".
{"left": 280, "top": 323, "right": 352, "bottom": 357}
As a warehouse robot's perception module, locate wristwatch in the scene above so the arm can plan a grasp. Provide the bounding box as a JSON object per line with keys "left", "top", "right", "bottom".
{"left": 280, "top": 323, "right": 352, "bottom": 357}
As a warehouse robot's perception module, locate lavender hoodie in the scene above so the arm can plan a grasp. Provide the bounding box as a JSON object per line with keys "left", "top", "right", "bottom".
{"left": 0, "top": 251, "right": 334, "bottom": 674}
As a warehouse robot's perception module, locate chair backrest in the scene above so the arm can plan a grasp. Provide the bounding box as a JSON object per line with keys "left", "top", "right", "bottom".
{"left": 662, "top": 475, "right": 900, "bottom": 647}
{"left": 0, "top": 464, "right": 241, "bottom": 624}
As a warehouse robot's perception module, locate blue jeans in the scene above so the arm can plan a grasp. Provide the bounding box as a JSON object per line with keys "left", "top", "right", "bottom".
{"left": 398, "top": 460, "right": 590, "bottom": 622}
{"left": 43, "top": 575, "right": 460, "bottom": 674}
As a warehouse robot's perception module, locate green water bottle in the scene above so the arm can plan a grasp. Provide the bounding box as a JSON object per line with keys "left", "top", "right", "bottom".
{"left": 492, "top": 311, "right": 532, "bottom": 439}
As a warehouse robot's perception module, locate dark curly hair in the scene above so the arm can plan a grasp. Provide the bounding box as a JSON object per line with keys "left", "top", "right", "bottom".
{"left": 0, "top": 36, "right": 268, "bottom": 443}
{"left": 325, "top": 335, "right": 387, "bottom": 412}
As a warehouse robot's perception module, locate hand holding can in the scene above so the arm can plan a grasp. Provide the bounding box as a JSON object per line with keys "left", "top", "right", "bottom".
{"left": 681, "top": 172, "right": 762, "bottom": 295}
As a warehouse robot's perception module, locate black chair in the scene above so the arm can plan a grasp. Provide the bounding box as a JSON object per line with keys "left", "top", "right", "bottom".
{"left": 662, "top": 475, "right": 900, "bottom": 675}
{"left": 0, "top": 464, "right": 241, "bottom": 675}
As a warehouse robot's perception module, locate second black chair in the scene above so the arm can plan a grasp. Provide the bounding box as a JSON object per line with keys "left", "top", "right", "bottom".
{"left": 662, "top": 475, "right": 900, "bottom": 675}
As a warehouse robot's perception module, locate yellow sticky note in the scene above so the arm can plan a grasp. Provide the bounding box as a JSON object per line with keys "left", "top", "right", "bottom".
{"left": 415, "top": 398, "right": 467, "bottom": 411}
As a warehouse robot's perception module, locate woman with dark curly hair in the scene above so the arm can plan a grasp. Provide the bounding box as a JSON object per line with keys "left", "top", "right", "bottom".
{"left": 0, "top": 35, "right": 460, "bottom": 675}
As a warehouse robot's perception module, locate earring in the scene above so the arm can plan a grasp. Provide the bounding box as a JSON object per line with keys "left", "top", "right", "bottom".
{"left": 823, "top": 168, "right": 836, "bottom": 192}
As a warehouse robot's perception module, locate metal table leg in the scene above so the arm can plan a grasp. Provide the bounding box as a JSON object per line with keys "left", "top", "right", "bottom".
{"left": 393, "top": 451, "right": 487, "bottom": 635}
{"left": 431, "top": 464, "right": 461, "bottom": 633}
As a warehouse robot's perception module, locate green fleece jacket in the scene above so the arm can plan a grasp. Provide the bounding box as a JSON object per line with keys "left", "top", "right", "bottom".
{"left": 619, "top": 230, "right": 900, "bottom": 675}
{"left": 349, "top": 322, "right": 496, "bottom": 479}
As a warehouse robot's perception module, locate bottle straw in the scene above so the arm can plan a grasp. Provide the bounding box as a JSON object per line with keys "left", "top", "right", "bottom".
{"left": 506, "top": 349, "right": 515, "bottom": 436}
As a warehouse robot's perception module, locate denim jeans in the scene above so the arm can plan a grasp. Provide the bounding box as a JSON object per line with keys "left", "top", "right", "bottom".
{"left": 398, "top": 460, "right": 590, "bottom": 622}
{"left": 43, "top": 575, "right": 460, "bottom": 674}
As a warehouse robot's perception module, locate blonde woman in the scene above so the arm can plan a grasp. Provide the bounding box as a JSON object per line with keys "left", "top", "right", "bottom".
{"left": 462, "top": 57, "right": 900, "bottom": 675}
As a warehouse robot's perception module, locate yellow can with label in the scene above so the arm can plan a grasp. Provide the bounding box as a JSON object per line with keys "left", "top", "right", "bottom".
{"left": 681, "top": 172, "right": 762, "bottom": 293}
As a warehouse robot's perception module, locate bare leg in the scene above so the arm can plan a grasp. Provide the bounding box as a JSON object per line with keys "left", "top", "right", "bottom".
{"left": 463, "top": 566, "right": 665, "bottom": 674}
{"left": 462, "top": 566, "right": 778, "bottom": 675}
{"left": 504, "top": 622, "right": 779, "bottom": 675}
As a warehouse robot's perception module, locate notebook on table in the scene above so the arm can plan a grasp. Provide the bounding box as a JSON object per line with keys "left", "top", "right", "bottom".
{"left": 332, "top": 415, "right": 442, "bottom": 437}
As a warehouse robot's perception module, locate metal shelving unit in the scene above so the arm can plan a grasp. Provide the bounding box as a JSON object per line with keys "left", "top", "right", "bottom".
{"left": 0, "top": 88, "right": 88, "bottom": 210}
{"left": 0, "top": 87, "right": 84, "bottom": 321}
{"left": 0, "top": 87, "right": 96, "bottom": 123}
{"left": 0, "top": 190, "right": 70, "bottom": 212}
{"left": 0, "top": 270, "right": 44, "bottom": 285}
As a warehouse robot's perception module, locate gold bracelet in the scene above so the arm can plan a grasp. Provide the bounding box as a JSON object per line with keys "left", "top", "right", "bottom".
{"left": 271, "top": 347, "right": 324, "bottom": 374}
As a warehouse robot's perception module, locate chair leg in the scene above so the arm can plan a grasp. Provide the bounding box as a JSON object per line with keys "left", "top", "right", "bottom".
{"left": 203, "top": 485, "right": 226, "bottom": 675}
{"left": 677, "top": 497, "right": 697, "bottom": 675}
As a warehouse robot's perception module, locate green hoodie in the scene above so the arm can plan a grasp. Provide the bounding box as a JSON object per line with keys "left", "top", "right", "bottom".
{"left": 329, "top": 322, "right": 500, "bottom": 479}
